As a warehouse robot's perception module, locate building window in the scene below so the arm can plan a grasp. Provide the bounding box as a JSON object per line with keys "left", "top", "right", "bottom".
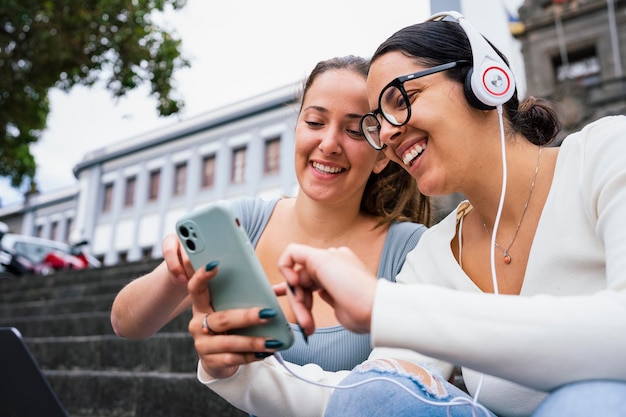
{"left": 231, "top": 146, "right": 247, "bottom": 184}
{"left": 201, "top": 155, "right": 216, "bottom": 189}
{"left": 148, "top": 170, "right": 160, "bottom": 201}
{"left": 124, "top": 176, "right": 136, "bottom": 207}
{"left": 141, "top": 247, "right": 153, "bottom": 260}
{"left": 65, "top": 218, "right": 72, "bottom": 243}
{"left": 553, "top": 46, "right": 601, "bottom": 86}
{"left": 173, "top": 162, "right": 187, "bottom": 196}
{"left": 50, "top": 221, "right": 58, "bottom": 241}
{"left": 102, "top": 183, "right": 114, "bottom": 213}
{"left": 118, "top": 251, "right": 128, "bottom": 263}
{"left": 264, "top": 137, "right": 280, "bottom": 175}
{"left": 35, "top": 225, "right": 43, "bottom": 237}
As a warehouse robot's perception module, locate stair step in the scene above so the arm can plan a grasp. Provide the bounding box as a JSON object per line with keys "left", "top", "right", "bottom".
{"left": 0, "top": 311, "right": 115, "bottom": 337}
{"left": 0, "top": 278, "right": 132, "bottom": 303}
{"left": 0, "top": 293, "right": 117, "bottom": 317}
{"left": 0, "top": 260, "right": 159, "bottom": 291}
{"left": 0, "top": 311, "right": 190, "bottom": 338}
{"left": 26, "top": 333, "right": 198, "bottom": 373}
{"left": 46, "top": 369, "right": 247, "bottom": 417}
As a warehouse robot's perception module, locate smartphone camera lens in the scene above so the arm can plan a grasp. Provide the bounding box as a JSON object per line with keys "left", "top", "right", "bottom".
{"left": 178, "top": 225, "right": 189, "bottom": 238}
{"left": 186, "top": 239, "right": 196, "bottom": 251}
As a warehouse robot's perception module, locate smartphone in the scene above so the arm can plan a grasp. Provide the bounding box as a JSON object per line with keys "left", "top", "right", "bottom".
{"left": 175, "top": 201, "right": 294, "bottom": 350}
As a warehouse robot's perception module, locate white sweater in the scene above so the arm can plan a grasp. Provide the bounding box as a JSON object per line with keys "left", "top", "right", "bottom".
{"left": 374, "top": 115, "right": 626, "bottom": 416}
{"left": 198, "top": 116, "right": 626, "bottom": 417}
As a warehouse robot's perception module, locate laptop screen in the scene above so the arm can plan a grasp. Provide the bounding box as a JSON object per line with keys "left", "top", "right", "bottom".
{"left": 0, "top": 327, "right": 69, "bottom": 417}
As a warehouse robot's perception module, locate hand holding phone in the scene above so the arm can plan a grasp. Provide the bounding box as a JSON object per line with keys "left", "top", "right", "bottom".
{"left": 176, "top": 201, "right": 294, "bottom": 350}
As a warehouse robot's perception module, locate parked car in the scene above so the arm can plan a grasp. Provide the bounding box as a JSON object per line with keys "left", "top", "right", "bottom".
{"left": 0, "top": 233, "right": 100, "bottom": 278}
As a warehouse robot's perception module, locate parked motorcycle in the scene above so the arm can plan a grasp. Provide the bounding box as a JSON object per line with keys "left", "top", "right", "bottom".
{"left": 0, "top": 232, "right": 100, "bottom": 278}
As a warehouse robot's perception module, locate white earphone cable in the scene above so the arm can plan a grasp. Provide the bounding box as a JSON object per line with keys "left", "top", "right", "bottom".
{"left": 472, "top": 105, "right": 507, "bottom": 407}
{"left": 490, "top": 104, "right": 507, "bottom": 296}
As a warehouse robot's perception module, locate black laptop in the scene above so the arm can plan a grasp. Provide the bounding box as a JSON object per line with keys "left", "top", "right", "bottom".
{"left": 0, "top": 327, "right": 69, "bottom": 417}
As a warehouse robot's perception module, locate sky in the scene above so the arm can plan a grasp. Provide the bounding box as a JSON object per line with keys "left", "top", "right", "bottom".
{"left": 0, "top": 0, "right": 524, "bottom": 207}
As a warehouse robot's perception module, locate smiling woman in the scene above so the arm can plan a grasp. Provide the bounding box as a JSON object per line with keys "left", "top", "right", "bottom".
{"left": 273, "top": 11, "right": 626, "bottom": 417}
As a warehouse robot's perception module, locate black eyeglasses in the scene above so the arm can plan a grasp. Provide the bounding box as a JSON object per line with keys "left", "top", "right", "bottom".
{"left": 359, "top": 61, "right": 469, "bottom": 150}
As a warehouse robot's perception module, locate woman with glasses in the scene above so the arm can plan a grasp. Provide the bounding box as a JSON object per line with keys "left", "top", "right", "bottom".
{"left": 111, "top": 55, "right": 430, "bottom": 412}
{"left": 270, "top": 12, "right": 626, "bottom": 417}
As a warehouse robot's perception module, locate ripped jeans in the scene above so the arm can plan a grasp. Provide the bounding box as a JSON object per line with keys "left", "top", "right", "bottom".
{"left": 324, "top": 359, "right": 496, "bottom": 417}
{"left": 325, "top": 359, "right": 626, "bottom": 417}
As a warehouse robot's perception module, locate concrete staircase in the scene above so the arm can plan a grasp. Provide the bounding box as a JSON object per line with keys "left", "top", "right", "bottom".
{"left": 0, "top": 261, "right": 247, "bottom": 417}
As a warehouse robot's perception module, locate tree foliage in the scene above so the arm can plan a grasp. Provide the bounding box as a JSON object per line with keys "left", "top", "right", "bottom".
{"left": 0, "top": 0, "right": 189, "bottom": 195}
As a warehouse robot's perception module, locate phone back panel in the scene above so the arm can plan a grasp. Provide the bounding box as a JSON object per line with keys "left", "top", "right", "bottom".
{"left": 176, "top": 201, "right": 294, "bottom": 348}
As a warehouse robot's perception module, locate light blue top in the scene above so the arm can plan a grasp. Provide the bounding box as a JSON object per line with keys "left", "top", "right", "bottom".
{"left": 232, "top": 197, "right": 426, "bottom": 372}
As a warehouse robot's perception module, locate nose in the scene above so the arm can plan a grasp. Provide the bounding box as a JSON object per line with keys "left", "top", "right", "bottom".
{"left": 318, "top": 126, "right": 342, "bottom": 154}
{"left": 379, "top": 119, "right": 404, "bottom": 147}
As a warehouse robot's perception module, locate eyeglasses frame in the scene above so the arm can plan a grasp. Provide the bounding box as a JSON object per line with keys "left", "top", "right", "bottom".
{"left": 360, "top": 60, "right": 470, "bottom": 150}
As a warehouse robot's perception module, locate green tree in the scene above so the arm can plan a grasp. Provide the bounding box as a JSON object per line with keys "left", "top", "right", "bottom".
{"left": 0, "top": 0, "right": 189, "bottom": 197}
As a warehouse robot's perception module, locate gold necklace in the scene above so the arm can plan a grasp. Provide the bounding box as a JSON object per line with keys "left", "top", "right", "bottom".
{"left": 481, "top": 147, "right": 542, "bottom": 265}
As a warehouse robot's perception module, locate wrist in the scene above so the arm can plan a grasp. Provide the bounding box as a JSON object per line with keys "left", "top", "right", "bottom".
{"left": 199, "top": 360, "right": 239, "bottom": 381}
{"left": 155, "top": 261, "right": 189, "bottom": 289}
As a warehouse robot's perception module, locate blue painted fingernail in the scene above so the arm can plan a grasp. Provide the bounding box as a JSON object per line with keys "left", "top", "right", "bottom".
{"left": 259, "top": 308, "right": 277, "bottom": 319}
{"left": 298, "top": 324, "right": 308, "bottom": 344}
{"left": 254, "top": 352, "right": 272, "bottom": 359}
{"left": 264, "top": 340, "right": 284, "bottom": 349}
{"left": 205, "top": 260, "right": 219, "bottom": 271}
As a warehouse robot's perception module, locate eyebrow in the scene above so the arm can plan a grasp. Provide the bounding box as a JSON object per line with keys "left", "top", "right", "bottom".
{"left": 381, "top": 87, "right": 397, "bottom": 105}
{"left": 303, "top": 105, "right": 328, "bottom": 114}
{"left": 345, "top": 113, "right": 364, "bottom": 120}
{"left": 303, "top": 105, "right": 364, "bottom": 120}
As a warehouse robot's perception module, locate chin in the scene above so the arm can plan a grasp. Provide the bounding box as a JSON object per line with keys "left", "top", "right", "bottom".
{"left": 415, "top": 179, "right": 443, "bottom": 198}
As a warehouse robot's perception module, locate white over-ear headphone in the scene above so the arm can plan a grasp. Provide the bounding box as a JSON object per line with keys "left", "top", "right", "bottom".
{"left": 427, "top": 11, "right": 516, "bottom": 110}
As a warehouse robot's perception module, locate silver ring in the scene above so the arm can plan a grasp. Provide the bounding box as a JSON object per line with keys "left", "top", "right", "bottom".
{"left": 201, "top": 314, "right": 217, "bottom": 335}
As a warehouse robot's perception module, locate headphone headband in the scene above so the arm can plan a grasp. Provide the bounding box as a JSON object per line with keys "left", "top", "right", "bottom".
{"left": 426, "top": 11, "right": 515, "bottom": 109}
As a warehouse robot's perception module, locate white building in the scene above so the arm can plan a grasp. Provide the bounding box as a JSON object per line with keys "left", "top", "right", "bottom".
{"left": 1, "top": 83, "right": 301, "bottom": 265}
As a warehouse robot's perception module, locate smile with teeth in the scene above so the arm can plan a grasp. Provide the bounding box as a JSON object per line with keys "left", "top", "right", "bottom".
{"left": 312, "top": 161, "right": 344, "bottom": 174}
{"left": 402, "top": 143, "right": 426, "bottom": 166}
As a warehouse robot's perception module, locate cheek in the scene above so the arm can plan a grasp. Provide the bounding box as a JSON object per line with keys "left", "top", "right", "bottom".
{"left": 294, "top": 127, "right": 315, "bottom": 155}
{"left": 382, "top": 146, "right": 402, "bottom": 166}
{"left": 351, "top": 144, "right": 380, "bottom": 168}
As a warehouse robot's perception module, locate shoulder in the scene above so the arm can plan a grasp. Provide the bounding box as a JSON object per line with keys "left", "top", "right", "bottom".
{"left": 387, "top": 221, "right": 428, "bottom": 248}
{"left": 231, "top": 197, "right": 279, "bottom": 219}
{"left": 563, "top": 115, "right": 626, "bottom": 153}
{"left": 230, "top": 197, "right": 280, "bottom": 237}
{"left": 414, "top": 201, "right": 467, "bottom": 248}
{"left": 559, "top": 116, "right": 626, "bottom": 176}
{"left": 582, "top": 115, "right": 626, "bottom": 134}
{"left": 556, "top": 116, "right": 626, "bottom": 223}
{"left": 380, "top": 221, "right": 428, "bottom": 281}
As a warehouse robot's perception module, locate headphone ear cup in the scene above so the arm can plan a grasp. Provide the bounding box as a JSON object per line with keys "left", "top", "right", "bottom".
{"left": 464, "top": 68, "right": 495, "bottom": 110}
{"left": 427, "top": 11, "right": 516, "bottom": 109}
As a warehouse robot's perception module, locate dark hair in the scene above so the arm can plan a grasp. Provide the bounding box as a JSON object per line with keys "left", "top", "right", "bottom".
{"left": 298, "top": 55, "right": 431, "bottom": 226}
{"left": 371, "top": 21, "right": 560, "bottom": 146}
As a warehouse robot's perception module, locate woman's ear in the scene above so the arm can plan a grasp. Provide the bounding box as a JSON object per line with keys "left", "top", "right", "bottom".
{"left": 372, "top": 152, "right": 390, "bottom": 174}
